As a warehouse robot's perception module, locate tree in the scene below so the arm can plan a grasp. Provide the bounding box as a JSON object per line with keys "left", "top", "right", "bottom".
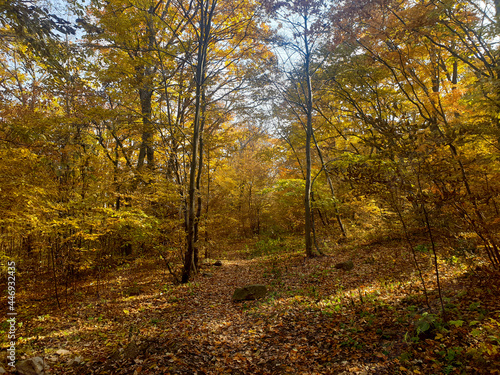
{"left": 325, "top": 0, "right": 500, "bottom": 265}
{"left": 263, "top": 0, "right": 335, "bottom": 256}
{"left": 181, "top": 0, "right": 216, "bottom": 282}
{"left": 181, "top": 0, "right": 271, "bottom": 281}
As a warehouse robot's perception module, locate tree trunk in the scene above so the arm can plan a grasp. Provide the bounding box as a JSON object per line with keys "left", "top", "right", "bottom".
{"left": 137, "top": 84, "right": 154, "bottom": 170}
{"left": 137, "top": 9, "right": 156, "bottom": 170}
{"left": 193, "top": 113, "right": 206, "bottom": 267}
{"left": 181, "top": 61, "right": 203, "bottom": 283}
{"left": 182, "top": 0, "right": 216, "bottom": 283}
{"left": 304, "top": 14, "right": 314, "bottom": 258}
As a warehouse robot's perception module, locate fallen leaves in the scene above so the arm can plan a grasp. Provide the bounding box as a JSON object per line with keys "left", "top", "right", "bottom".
{"left": 3, "top": 238, "right": 500, "bottom": 374}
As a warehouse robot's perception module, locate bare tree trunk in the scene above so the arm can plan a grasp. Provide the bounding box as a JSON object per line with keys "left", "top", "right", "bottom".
{"left": 182, "top": 0, "right": 216, "bottom": 283}
{"left": 304, "top": 14, "right": 314, "bottom": 258}
{"left": 137, "top": 8, "right": 156, "bottom": 170}
{"left": 205, "top": 146, "right": 210, "bottom": 250}
{"left": 194, "top": 103, "right": 206, "bottom": 266}
{"left": 137, "top": 85, "right": 154, "bottom": 170}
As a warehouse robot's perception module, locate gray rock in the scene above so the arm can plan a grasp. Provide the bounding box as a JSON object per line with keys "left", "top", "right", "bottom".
{"left": 69, "top": 356, "right": 84, "bottom": 366}
{"left": 55, "top": 349, "right": 71, "bottom": 356}
{"left": 334, "top": 260, "right": 354, "bottom": 271}
{"left": 16, "top": 357, "right": 46, "bottom": 375}
{"left": 0, "top": 367, "right": 6, "bottom": 374}
{"left": 232, "top": 285, "right": 267, "bottom": 301}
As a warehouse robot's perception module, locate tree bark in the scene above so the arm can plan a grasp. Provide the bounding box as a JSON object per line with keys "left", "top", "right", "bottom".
{"left": 304, "top": 14, "right": 314, "bottom": 258}
{"left": 136, "top": 9, "right": 156, "bottom": 170}
{"left": 182, "top": 0, "right": 215, "bottom": 283}
{"left": 137, "top": 84, "right": 154, "bottom": 170}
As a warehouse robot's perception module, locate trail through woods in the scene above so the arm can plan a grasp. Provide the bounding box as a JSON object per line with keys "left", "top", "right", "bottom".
{"left": 2, "top": 238, "right": 500, "bottom": 374}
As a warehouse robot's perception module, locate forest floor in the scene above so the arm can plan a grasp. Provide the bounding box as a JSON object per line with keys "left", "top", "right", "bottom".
{"left": 2, "top": 235, "right": 500, "bottom": 374}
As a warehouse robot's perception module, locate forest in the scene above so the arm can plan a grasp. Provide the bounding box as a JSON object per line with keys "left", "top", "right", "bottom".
{"left": 1, "top": 0, "right": 500, "bottom": 373}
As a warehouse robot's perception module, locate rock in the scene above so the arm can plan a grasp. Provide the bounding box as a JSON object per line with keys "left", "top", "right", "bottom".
{"left": 55, "top": 349, "right": 71, "bottom": 356}
{"left": 334, "top": 260, "right": 354, "bottom": 271}
{"left": 202, "top": 272, "right": 213, "bottom": 277}
{"left": 69, "top": 356, "right": 84, "bottom": 366}
{"left": 0, "top": 367, "right": 5, "bottom": 374}
{"left": 16, "top": 357, "right": 46, "bottom": 375}
{"left": 125, "top": 286, "right": 143, "bottom": 296}
{"left": 232, "top": 285, "right": 267, "bottom": 301}
{"left": 213, "top": 260, "right": 222, "bottom": 266}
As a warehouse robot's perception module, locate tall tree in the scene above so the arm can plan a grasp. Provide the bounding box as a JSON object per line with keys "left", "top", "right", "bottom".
{"left": 263, "top": 0, "right": 331, "bottom": 257}
{"left": 181, "top": 0, "right": 215, "bottom": 283}
{"left": 179, "top": 0, "right": 270, "bottom": 281}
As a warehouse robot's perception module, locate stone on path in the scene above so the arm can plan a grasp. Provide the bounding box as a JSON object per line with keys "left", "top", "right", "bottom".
{"left": 69, "top": 356, "right": 84, "bottom": 366}
{"left": 232, "top": 285, "right": 267, "bottom": 301}
{"left": 334, "top": 260, "right": 354, "bottom": 271}
{"left": 125, "top": 286, "right": 143, "bottom": 296}
{"left": 16, "top": 357, "right": 46, "bottom": 375}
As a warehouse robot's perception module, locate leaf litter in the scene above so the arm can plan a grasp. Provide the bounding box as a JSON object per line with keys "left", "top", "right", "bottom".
{"left": 2, "top": 237, "right": 500, "bottom": 374}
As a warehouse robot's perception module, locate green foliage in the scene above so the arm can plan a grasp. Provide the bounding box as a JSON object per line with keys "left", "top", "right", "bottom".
{"left": 415, "top": 312, "right": 441, "bottom": 338}
{"left": 414, "top": 244, "right": 430, "bottom": 253}
{"left": 263, "top": 260, "right": 283, "bottom": 281}
{"left": 339, "top": 336, "right": 364, "bottom": 350}
{"left": 399, "top": 351, "right": 413, "bottom": 363}
{"left": 252, "top": 237, "right": 285, "bottom": 257}
{"left": 436, "top": 346, "right": 463, "bottom": 374}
